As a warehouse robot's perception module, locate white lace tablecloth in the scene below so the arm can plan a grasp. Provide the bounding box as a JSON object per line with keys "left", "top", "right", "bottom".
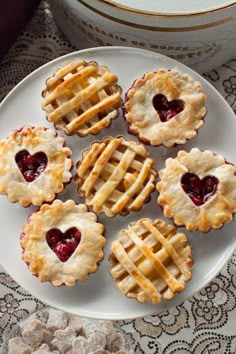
{"left": 0, "top": 2, "right": 236, "bottom": 353}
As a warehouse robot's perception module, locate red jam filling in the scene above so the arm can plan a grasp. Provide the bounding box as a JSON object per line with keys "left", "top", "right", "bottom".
{"left": 152, "top": 94, "right": 185, "bottom": 122}
{"left": 15, "top": 150, "right": 48, "bottom": 182}
{"left": 181, "top": 172, "right": 218, "bottom": 206}
{"left": 46, "top": 227, "right": 81, "bottom": 262}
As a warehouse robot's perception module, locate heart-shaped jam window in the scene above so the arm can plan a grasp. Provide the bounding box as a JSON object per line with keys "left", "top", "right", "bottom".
{"left": 46, "top": 227, "right": 81, "bottom": 262}
{"left": 181, "top": 172, "right": 218, "bottom": 206}
{"left": 15, "top": 150, "right": 48, "bottom": 182}
{"left": 153, "top": 94, "right": 185, "bottom": 122}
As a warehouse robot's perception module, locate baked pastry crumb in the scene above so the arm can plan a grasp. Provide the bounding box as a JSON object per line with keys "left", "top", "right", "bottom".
{"left": 3, "top": 307, "right": 134, "bottom": 354}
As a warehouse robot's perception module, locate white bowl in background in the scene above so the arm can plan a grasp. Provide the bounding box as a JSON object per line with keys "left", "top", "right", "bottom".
{"left": 48, "top": 0, "right": 236, "bottom": 72}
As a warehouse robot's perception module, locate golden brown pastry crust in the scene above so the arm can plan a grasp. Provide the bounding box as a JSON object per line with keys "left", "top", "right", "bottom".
{"left": 20, "top": 199, "right": 106, "bottom": 287}
{"left": 0, "top": 126, "right": 73, "bottom": 207}
{"left": 124, "top": 69, "right": 206, "bottom": 147}
{"left": 156, "top": 148, "right": 236, "bottom": 232}
{"left": 42, "top": 60, "right": 122, "bottom": 137}
{"left": 74, "top": 136, "right": 158, "bottom": 217}
{"left": 109, "top": 218, "right": 194, "bottom": 304}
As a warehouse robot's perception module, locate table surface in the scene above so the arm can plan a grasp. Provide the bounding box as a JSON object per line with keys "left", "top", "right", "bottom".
{"left": 0, "top": 1, "right": 236, "bottom": 353}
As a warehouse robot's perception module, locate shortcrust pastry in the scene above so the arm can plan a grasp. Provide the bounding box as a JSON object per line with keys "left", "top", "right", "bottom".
{"left": 0, "top": 126, "right": 73, "bottom": 207}
{"left": 74, "top": 136, "right": 158, "bottom": 217}
{"left": 109, "top": 218, "right": 194, "bottom": 304}
{"left": 42, "top": 60, "right": 122, "bottom": 137}
{"left": 20, "top": 199, "right": 106, "bottom": 287}
{"left": 156, "top": 148, "right": 236, "bottom": 232}
{"left": 124, "top": 69, "right": 206, "bottom": 147}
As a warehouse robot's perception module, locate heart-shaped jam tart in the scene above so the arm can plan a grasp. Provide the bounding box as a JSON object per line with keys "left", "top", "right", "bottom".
{"left": 15, "top": 150, "right": 48, "bottom": 182}
{"left": 181, "top": 172, "right": 218, "bottom": 206}
{"left": 46, "top": 227, "right": 81, "bottom": 262}
{"left": 153, "top": 94, "right": 185, "bottom": 122}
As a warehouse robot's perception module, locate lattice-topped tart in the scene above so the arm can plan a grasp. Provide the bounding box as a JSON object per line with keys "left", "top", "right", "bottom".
{"left": 0, "top": 126, "right": 73, "bottom": 207}
{"left": 156, "top": 148, "right": 236, "bottom": 232}
{"left": 123, "top": 69, "right": 207, "bottom": 147}
{"left": 74, "top": 136, "right": 158, "bottom": 217}
{"left": 42, "top": 60, "right": 122, "bottom": 137}
{"left": 109, "top": 218, "right": 194, "bottom": 304}
{"left": 20, "top": 199, "right": 106, "bottom": 287}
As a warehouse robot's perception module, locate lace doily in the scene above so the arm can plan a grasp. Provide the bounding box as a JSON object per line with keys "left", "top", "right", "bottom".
{"left": 0, "top": 1, "right": 235, "bottom": 353}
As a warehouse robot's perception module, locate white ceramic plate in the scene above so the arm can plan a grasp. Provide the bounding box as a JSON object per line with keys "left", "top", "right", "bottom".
{"left": 0, "top": 47, "right": 235, "bottom": 320}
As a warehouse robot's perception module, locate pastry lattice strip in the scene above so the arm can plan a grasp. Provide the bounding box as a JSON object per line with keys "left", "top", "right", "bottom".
{"left": 76, "top": 137, "right": 157, "bottom": 216}
{"left": 110, "top": 218, "right": 193, "bottom": 304}
{"left": 42, "top": 61, "right": 122, "bottom": 136}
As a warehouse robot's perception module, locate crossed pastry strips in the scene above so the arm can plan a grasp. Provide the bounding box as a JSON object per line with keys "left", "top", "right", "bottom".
{"left": 75, "top": 136, "right": 157, "bottom": 217}
{"left": 109, "top": 218, "right": 194, "bottom": 304}
{"left": 42, "top": 60, "right": 122, "bottom": 136}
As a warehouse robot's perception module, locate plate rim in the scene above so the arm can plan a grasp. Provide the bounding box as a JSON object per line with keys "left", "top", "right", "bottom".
{"left": 0, "top": 45, "right": 236, "bottom": 320}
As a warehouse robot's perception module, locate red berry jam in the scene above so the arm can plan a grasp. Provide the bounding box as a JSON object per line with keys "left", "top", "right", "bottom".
{"left": 46, "top": 227, "right": 81, "bottom": 262}
{"left": 181, "top": 172, "right": 218, "bottom": 206}
{"left": 15, "top": 150, "right": 48, "bottom": 182}
{"left": 152, "top": 94, "right": 185, "bottom": 122}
